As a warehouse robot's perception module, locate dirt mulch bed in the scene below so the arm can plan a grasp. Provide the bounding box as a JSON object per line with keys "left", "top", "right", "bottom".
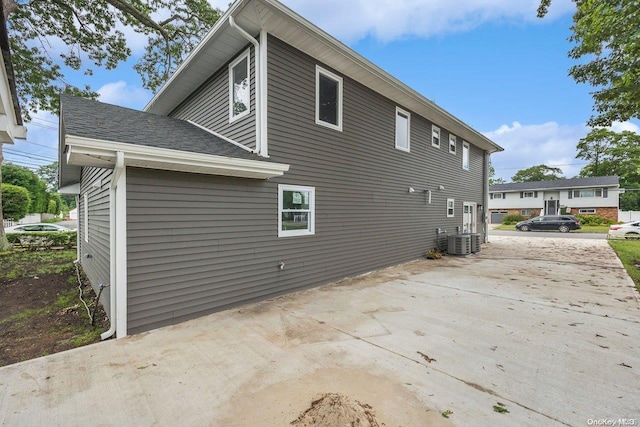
{"left": 0, "top": 250, "right": 108, "bottom": 367}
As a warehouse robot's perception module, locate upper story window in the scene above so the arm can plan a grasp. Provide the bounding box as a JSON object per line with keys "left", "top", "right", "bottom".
{"left": 432, "top": 125, "right": 440, "bottom": 148}
{"left": 278, "top": 185, "right": 315, "bottom": 237}
{"left": 462, "top": 141, "right": 470, "bottom": 170}
{"left": 229, "top": 50, "right": 250, "bottom": 122}
{"left": 491, "top": 193, "right": 503, "bottom": 199}
{"left": 316, "top": 66, "right": 343, "bottom": 131}
{"left": 523, "top": 192, "right": 534, "bottom": 198}
{"left": 395, "top": 107, "right": 410, "bottom": 152}
{"left": 571, "top": 188, "right": 608, "bottom": 198}
{"left": 449, "top": 134, "right": 456, "bottom": 154}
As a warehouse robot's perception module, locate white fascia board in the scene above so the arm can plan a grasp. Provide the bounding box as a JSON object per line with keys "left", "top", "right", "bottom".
{"left": 58, "top": 183, "right": 80, "bottom": 194}
{"left": 65, "top": 135, "right": 289, "bottom": 179}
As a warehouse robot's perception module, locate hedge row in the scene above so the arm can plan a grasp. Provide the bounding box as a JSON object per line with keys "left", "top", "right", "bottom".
{"left": 6, "top": 231, "right": 77, "bottom": 250}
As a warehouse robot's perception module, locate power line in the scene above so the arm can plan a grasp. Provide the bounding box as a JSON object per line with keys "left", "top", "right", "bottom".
{"left": 18, "top": 140, "right": 58, "bottom": 151}
{"left": 4, "top": 148, "right": 56, "bottom": 162}
{"left": 494, "top": 162, "right": 589, "bottom": 171}
{"left": 26, "top": 122, "right": 57, "bottom": 131}
{"left": 30, "top": 116, "right": 58, "bottom": 125}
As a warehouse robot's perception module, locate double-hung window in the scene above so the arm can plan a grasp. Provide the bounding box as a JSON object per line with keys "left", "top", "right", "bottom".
{"left": 278, "top": 185, "right": 315, "bottom": 237}
{"left": 449, "top": 134, "right": 456, "bottom": 154}
{"left": 229, "top": 50, "right": 250, "bottom": 122}
{"left": 447, "top": 198, "right": 455, "bottom": 217}
{"left": 432, "top": 125, "right": 440, "bottom": 148}
{"left": 316, "top": 66, "right": 343, "bottom": 131}
{"left": 462, "top": 141, "right": 470, "bottom": 170}
{"left": 395, "top": 107, "right": 410, "bottom": 152}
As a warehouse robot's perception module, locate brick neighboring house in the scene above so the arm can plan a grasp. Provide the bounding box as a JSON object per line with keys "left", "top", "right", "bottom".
{"left": 488, "top": 176, "right": 620, "bottom": 223}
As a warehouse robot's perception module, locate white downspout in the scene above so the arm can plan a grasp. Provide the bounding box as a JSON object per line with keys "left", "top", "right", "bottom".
{"left": 229, "top": 16, "right": 263, "bottom": 156}
{"left": 101, "top": 151, "right": 125, "bottom": 340}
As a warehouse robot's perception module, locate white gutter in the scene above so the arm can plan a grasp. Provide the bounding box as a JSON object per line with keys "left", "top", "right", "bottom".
{"left": 101, "top": 151, "right": 125, "bottom": 340}
{"left": 229, "top": 15, "right": 263, "bottom": 156}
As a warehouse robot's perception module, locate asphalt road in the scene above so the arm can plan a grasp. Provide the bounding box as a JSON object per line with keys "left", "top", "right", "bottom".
{"left": 489, "top": 228, "right": 606, "bottom": 239}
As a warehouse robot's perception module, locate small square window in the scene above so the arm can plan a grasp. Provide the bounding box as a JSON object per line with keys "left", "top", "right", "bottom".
{"left": 449, "top": 134, "right": 456, "bottom": 154}
{"left": 523, "top": 192, "right": 534, "bottom": 198}
{"left": 447, "top": 198, "right": 455, "bottom": 218}
{"left": 492, "top": 193, "right": 502, "bottom": 199}
{"left": 521, "top": 209, "right": 532, "bottom": 216}
{"left": 278, "top": 185, "right": 316, "bottom": 237}
{"left": 229, "top": 50, "right": 251, "bottom": 122}
{"left": 395, "top": 107, "right": 410, "bottom": 152}
{"left": 316, "top": 66, "right": 343, "bottom": 131}
{"left": 432, "top": 125, "right": 440, "bottom": 148}
{"left": 462, "top": 141, "right": 470, "bottom": 170}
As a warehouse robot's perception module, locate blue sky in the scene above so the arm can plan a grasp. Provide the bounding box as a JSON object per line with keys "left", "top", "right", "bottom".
{"left": 8, "top": 0, "right": 639, "bottom": 182}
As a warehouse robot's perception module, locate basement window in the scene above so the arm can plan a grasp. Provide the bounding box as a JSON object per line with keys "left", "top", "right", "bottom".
{"left": 278, "top": 185, "right": 316, "bottom": 237}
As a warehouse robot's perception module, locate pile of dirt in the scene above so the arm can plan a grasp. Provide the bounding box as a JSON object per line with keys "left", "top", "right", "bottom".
{"left": 291, "top": 393, "right": 382, "bottom": 427}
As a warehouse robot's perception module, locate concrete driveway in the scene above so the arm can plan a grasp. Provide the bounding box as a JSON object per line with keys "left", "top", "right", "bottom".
{"left": 1, "top": 236, "right": 639, "bottom": 426}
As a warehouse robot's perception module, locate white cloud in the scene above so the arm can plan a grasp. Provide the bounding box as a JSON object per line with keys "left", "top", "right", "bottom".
{"left": 280, "top": 0, "right": 575, "bottom": 42}
{"left": 484, "top": 121, "right": 589, "bottom": 181}
{"left": 97, "top": 81, "right": 152, "bottom": 109}
{"left": 608, "top": 121, "right": 640, "bottom": 133}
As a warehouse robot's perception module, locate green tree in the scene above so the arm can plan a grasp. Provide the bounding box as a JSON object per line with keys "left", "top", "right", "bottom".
{"left": 4, "top": 0, "right": 221, "bottom": 120}
{"left": 2, "top": 183, "right": 30, "bottom": 221}
{"left": 511, "top": 165, "right": 565, "bottom": 182}
{"left": 538, "top": 1, "right": 640, "bottom": 127}
{"left": 577, "top": 130, "right": 640, "bottom": 182}
{"left": 37, "top": 162, "right": 59, "bottom": 192}
{"left": 488, "top": 163, "right": 505, "bottom": 186}
{"left": 2, "top": 163, "right": 49, "bottom": 213}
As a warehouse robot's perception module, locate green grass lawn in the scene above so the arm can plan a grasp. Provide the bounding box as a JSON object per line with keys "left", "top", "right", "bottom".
{"left": 608, "top": 240, "right": 640, "bottom": 292}
{"left": 492, "top": 224, "right": 610, "bottom": 233}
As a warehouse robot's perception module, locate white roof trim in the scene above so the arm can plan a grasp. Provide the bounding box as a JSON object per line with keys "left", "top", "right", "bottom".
{"left": 186, "top": 120, "right": 255, "bottom": 153}
{"left": 143, "top": 0, "right": 502, "bottom": 154}
{"left": 64, "top": 135, "right": 289, "bottom": 180}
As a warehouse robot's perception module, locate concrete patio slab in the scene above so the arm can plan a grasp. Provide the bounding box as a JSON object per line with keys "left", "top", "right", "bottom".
{"left": 1, "top": 236, "right": 639, "bottom": 426}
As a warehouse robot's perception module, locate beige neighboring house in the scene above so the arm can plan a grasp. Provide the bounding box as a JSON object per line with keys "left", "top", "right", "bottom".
{"left": 488, "top": 176, "right": 620, "bottom": 223}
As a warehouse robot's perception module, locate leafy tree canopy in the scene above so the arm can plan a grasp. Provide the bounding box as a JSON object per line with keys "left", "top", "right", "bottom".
{"left": 538, "top": 0, "right": 640, "bottom": 127}
{"left": 577, "top": 129, "right": 640, "bottom": 184}
{"left": 6, "top": 0, "right": 221, "bottom": 120}
{"left": 488, "top": 163, "right": 505, "bottom": 186}
{"left": 511, "top": 164, "right": 565, "bottom": 182}
{"left": 2, "top": 163, "right": 48, "bottom": 212}
{"left": 2, "top": 183, "right": 30, "bottom": 221}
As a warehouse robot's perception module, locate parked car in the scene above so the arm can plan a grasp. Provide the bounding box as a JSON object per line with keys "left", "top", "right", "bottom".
{"left": 607, "top": 221, "right": 640, "bottom": 240}
{"left": 5, "top": 223, "right": 72, "bottom": 233}
{"left": 515, "top": 215, "right": 581, "bottom": 233}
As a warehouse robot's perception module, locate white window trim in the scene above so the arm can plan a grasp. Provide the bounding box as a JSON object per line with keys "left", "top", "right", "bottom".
{"left": 315, "top": 65, "right": 343, "bottom": 131}
{"left": 449, "top": 134, "right": 457, "bottom": 154}
{"left": 395, "top": 107, "right": 411, "bottom": 152}
{"left": 278, "top": 184, "right": 316, "bottom": 237}
{"left": 462, "top": 141, "right": 470, "bottom": 170}
{"left": 447, "top": 198, "right": 455, "bottom": 218}
{"left": 83, "top": 192, "right": 88, "bottom": 243}
{"left": 523, "top": 192, "right": 535, "bottom": 198}
{"left": 432, "top": 125, "right": 440, "bottom": 148}
{"left": 229, "top": 49, "right": 251, "bottom": 123}
{"left": 492, "top": 193, "right": 502, "bottom": 199}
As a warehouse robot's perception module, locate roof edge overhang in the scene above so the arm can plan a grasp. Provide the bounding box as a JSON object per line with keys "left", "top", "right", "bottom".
{"left": 63, "top": 135, "right": 290, "bottom": 181}
{"left": 144, "top": 0, "right": 502, "bottom": 154}
{"left": 490, "top": 183, "right": 620, "bottom": 192}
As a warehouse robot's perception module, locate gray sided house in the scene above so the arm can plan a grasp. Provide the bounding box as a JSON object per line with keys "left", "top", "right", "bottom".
{"left": 59, "top": 0, "right": 502, "bottom": 337}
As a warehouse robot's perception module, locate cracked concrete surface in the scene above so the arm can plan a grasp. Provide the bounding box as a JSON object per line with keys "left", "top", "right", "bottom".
{"left": 0, "top": 235, "right": 638, "bottom": 426}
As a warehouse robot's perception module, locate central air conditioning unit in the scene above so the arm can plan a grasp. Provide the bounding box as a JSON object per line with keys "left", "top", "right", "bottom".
{"left": 447, "top": 234, "right": 471, "bottom": 255}
{"left": 468, "top": 233, "right": 481, "bottom": 253}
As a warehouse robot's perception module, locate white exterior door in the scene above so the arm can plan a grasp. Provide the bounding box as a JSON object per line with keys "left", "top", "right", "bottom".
{"left": 463, "top": 202, "right": 477, "bottom": 233}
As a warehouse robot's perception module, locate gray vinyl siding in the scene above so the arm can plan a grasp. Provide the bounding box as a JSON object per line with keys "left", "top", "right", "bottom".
{"left": 79, "top": 167, "right": 112, "bottom": 314}
{"left": 170, "top": 45, "right": 256, "bottom": 150}
{"left": 125, "top": 35, "right": 488, "bottom": 334}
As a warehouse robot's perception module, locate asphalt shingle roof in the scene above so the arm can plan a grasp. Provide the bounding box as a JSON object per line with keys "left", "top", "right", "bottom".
{"left": 489, "top": 176, "right": 619, "bottom": 192}
{"left": 60, "top": 94, "right": 268, "bottom": 162}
